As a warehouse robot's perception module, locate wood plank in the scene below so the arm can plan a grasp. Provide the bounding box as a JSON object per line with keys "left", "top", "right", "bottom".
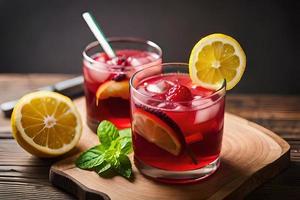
{"left": 0, "top": 182, "right": 74, "bottom": 200}
{"left": 0, "top": 73, "right": 75, "bottom": 103}
{"left": 227, "top": 95, "right": 300, "bottom": 111}
{"left": 0, "top": 141, "right": 74, "bottom": 199}
{"left": 0, "top": 140, "right": 54, "bottom": 166}
{"left": 0, "top": 131, "right": 13, "bottom": 139}
{"left": 0, "top": 166, "right": 49, "bottom": 179}
{"left": 246, "top": 163, "right": 300, "bottom": 199}
{"left": 226, "top": 95, "right": 300, "bottom": 121}
{"left": 244, "top": 119, "right": 300, "bottom": 139}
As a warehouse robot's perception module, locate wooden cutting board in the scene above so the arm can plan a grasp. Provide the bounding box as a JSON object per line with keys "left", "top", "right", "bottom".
{"left": 49, "top": 98, "right": 290, "bottom": 200}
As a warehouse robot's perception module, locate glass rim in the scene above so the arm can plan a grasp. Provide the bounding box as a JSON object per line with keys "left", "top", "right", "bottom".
{"left": 82, "top": 37, "right": 162, "bottom": 68}
{"left": 130, "top": 62, "right": 226, "bottom": 105}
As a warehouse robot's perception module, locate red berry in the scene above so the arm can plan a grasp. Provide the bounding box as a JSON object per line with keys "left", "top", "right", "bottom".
{"left": 165, "top": 84, "right": 193, "bottom": 102}
{"left": 117, "top": 56, "right": 130, "bottom": 66}
{"left": 110, "top": 56, "right": 130, "bottom": 67}
{"left": 113, "top": 74, "right": 127, "bottom": 82}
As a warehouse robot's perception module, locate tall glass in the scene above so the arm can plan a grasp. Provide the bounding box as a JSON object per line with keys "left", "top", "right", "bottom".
{"left": 83, "top": 38, "right": 162, "bottom": 132}
{"left": 130, "top": 63, "right": 226, "bottom": 183}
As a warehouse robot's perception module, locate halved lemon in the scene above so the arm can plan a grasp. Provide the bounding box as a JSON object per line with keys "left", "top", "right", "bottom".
{"left": 189, "top": 33, "right": 246, "bottom": 90}
{"left": 96, "top": 80, "right": 129, "bottom": 105}
{"left": 132, "top": 109, "right": 182, "bottom": 156}
{"left": 11, "top": 91, "right": 82, "bottom": 157}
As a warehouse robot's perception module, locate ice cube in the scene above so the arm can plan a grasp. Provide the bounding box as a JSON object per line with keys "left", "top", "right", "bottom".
{"left": 191, "top": 96, "right": 203, "bottom": 107}
{"left": 83, "top": 61, "right": 110, "bottom": 83}
{"left": 146, "top": 84, "right": 163, "bottom": 93}
{"left": 157, "top": 102, "right": 167, "bottom": 108}
{"left": 129, "top": 57, "right": 151, "bottom": 67}
{"left": 174, "top": 104, "right": 186, "bottom": 111}
{"left": 157, "top": 102, "right": 176, "bottom": 109}
{"left": 192, "top": 98, "right": 212, "bottom": 107}
{"left": 146, "top": 80, "right": 171, "bottom": 94}
{"left": 194, "top": 101, "right": 221, "bottom": 124}
{"left": 193, "top": 95, "right": 202, "bottom": 100}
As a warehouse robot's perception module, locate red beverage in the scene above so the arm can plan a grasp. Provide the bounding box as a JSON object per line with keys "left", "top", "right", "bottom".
{"left": 130, "top": 63, "right": 226, "bottom": 183}
{"left": 83, "top": 39, "right": 162, "bottom": 131}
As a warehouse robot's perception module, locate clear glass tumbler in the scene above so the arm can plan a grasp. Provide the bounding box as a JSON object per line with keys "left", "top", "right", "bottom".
{"left": 130, "top": 63, "right": 226, "bottom": 183}
{"left": 83, "top": 37, "right": 162, "bottom": 132}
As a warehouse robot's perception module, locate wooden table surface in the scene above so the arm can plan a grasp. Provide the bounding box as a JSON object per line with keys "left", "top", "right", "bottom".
{"left": 0, "top": 74, "right": 299, "bottom": 200}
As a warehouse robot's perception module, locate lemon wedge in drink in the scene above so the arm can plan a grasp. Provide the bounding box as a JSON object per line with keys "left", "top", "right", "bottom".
{"left": 95, "top": 80, "right": 129, "bottom": 105}
{"left": 11, "top": 91, "right": 82, "bottom": 157}
{"left": 133, "top": 109, "right": 182, "bottom": 156}
{"left": 189, "top": 33, "right": 246, "bottom": 90}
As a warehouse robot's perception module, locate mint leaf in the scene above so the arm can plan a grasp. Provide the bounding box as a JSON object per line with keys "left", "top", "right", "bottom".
{"left": 119, "top": 128, "right": 131, "bottom": 137}
{"left": 75, "top": 145, "right": 105, "bottom": 169}
{"left": 119, "top": 136, "right": 132, "bottom": 155}
{"left": 114, "top": 154, "right": 132, "bottom": 179}
{"left": 97, "top": 120, "right": 119, "bottom": 147}
{"left": 109, "top": 139, "right": 121, "bottom": 152}
{"left": 104, "top": 148, "right": 132, "bottom": 179}
{"left": 104, "top": 148, "right": 120, "bottom": 166}
{"left": 116, "top": 128, "right": 132, "bottom": 154}
{"left": 95, "top": 161, "right": 112, "bottom": 174}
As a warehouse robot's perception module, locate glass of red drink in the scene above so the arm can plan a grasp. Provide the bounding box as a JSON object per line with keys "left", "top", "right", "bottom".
{"left": 130, "top": 63, "right": 226, "bottom": 183}
{"left": 83, "top": 38, "right": 162, "bottom": 132}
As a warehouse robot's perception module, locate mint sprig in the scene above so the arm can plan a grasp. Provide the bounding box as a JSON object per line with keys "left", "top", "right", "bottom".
{"left": 75, "top": 121, "right": 133, "bottom": 179}
{"left": 97, "top": 120, "right": 119, "bottom": 148}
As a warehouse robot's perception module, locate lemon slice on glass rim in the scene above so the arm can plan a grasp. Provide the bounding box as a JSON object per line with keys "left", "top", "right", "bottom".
{"left": 11, "top": 91, "right": 82, "bottom": 157}
{"left": 189, "top": 33, "right": 246, "bottom": 90}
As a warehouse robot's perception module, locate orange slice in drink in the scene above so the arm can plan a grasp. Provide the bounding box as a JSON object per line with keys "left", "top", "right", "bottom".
{"left": 96, "top": 80, "right": 129, "bottom": 105}
{"left": 132, "top": 108, "right": 182, "bottom": 156}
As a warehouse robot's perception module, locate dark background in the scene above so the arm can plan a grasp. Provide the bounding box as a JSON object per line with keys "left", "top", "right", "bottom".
{"left": 0, "top": 0, "right": 299, "bottom": 94}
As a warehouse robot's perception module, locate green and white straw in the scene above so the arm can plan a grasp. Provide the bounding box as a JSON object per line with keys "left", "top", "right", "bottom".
{"left": 82, "top": 12, "right": 116, "bottom": 58}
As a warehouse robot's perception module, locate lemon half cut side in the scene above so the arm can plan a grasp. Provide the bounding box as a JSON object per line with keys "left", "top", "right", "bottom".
{"left": 11, "top": 91, "right": 82, "bottom": 157}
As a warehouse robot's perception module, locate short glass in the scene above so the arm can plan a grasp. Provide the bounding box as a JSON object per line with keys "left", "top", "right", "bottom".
{"left": 130, "top": 63, "right": 226, "bottom": 183}
{"left": 83, "top": 38, "right": 162, "bottom": 132}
